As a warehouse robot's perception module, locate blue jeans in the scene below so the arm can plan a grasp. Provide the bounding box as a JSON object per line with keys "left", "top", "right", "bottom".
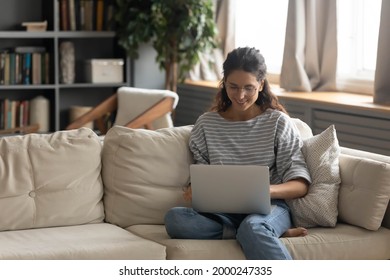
{"left": 164, "top": 200, "right": 293, "bottom": 260}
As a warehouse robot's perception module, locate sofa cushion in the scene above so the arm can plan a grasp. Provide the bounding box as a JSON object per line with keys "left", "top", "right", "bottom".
{"left": 338, "top": 154, "right": 390, "bottom": 230}
{"left": 287, "top": 125, "right": 341, "bottom": 228}
{"left": 0, "top": 223, "right": 166, "bottom": 259}
{"left": 102, "top": 125, "right": 193, "bottom": 228}
{"left": 127, "top": 224, "right": 246, "bottom": 260}
{"left": 0, "top": 128, "right": 104, "bottom": 231}
{"left": 291, "top": 117, "right": 313, "bottom": 140}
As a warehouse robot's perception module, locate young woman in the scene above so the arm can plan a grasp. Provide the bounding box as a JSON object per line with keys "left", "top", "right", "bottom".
{"left": 164, "top": 47, "right": 311, "bottom": 260}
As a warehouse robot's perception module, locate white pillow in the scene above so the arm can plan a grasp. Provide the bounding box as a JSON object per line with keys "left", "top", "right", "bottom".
{"left": 287, "top": 125, "right": 341, "bottom": 228}
{"left": 102, "top": 125, "right": 193, "bottom": 228}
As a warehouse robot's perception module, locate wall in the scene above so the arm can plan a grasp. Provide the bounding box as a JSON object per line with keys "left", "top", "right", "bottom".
{"left": 132, "top": 43, "right": 165, "bottom": 89}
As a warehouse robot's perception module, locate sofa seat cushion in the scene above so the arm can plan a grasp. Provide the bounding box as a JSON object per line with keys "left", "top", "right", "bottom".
{"left": 127, "top": 225, "right": 246, "bottom": 260}
{"left": 0, "top": 223, "right": 166, "bottom": 260}
{"left": 128, "top": 224, "right": 390, "bottom": 260}
{"left": 0, "top": 128, "right": 104, "bottom": 231}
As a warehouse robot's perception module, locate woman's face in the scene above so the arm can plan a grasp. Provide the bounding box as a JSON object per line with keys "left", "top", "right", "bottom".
{"left": 224, "top": 70, "right": 263, "bottom": 114}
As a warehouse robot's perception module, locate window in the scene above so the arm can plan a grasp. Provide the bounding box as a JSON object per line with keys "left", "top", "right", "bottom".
{"left": 336, "top": 0, "right": 381, "bottom": 94}
{"left": 235, "top": 0, "right": 288, "bottom": 83}
{"left": 235, "top": 0, "right": 382, "bottom": 94}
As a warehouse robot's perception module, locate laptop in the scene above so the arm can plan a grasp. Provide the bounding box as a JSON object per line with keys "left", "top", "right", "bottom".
{"left": 190, "top": 164, "right": 271, "bottom": 214}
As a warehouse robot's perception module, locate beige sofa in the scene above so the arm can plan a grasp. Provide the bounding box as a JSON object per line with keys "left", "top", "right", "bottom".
{"left": 0, "top": 120, "right": 389, "bottom": 260}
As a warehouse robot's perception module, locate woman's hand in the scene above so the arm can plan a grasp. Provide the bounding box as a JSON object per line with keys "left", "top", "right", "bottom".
{"left": 183, "top": 185, "right": 192, "bottom": 202}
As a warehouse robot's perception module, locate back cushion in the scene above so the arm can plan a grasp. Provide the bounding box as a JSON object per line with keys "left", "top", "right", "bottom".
{"left": 291, "top": 117, "right": 313, "bottom": 140}
{"left": 102, "top": 125, "right": 192, "bottom": 228}
{"left": 0, "top": 128, "right": 104, "bottom": 231}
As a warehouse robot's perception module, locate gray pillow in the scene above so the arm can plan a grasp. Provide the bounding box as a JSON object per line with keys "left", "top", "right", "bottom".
{"left": 287, "top": 125, "right": 341, "bottom": 228}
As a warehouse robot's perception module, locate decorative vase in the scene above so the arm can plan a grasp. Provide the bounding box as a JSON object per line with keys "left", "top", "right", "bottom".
{"left": 59, "top": 41, "right": 75, "bottom": 84}
{"left": 70, "top": 106, "right": 93, "bottom": 129}
{"left": 30, "top": 95, "right": 50, "bottom": 132}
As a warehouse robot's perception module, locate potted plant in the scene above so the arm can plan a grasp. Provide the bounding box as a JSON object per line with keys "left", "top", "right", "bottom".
{"left": 114, "top": 0, "right": 217, "bottom": 92}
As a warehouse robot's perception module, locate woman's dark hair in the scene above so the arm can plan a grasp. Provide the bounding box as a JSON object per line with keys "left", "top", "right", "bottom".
{"left": 210, "top": 47, "right": 287, "bottom": 114}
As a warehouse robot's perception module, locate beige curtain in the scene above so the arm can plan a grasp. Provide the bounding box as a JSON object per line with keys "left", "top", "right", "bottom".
{"left": 280, "top": 0, "right": 337, "bottom": 92}
{"left": 374, "top": 0, "right": 390, "bottom": 105}
{"left": 188, "top": 0, "right": 236, "bottom": 81}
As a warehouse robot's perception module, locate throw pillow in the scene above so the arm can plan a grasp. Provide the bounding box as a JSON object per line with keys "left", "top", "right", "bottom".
{"left": 287, "top": 125, "right": 341, "bottom": 228}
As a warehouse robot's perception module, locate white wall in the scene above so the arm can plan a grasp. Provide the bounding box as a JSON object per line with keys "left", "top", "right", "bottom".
{"left": 132, "top": 43, "right": 165, "bottom": 89}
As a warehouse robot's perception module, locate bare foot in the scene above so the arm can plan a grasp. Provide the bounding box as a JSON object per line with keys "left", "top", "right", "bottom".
{"left": 282, "top": 227, "right": 308, "bottom": 237}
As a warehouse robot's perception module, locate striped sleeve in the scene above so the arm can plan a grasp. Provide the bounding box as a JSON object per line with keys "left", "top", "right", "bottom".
{"left": 189, "top": 116, "right": 210, "bottom": 165}
{"left": 274, "top": 114, "right": 312, "bottom": 184}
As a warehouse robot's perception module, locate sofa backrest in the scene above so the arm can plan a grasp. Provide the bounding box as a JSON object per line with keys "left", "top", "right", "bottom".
{"left": 339, "top": 147, "right": 390, "bottom": 229}
{"left": 102, "top": 119, "right": 390, "bottom": 231}
{"left": 0, "top": 128, "right": 105, "bottom": 232}
{"left": 102, "top": 125, "right": 192, "bottom": 228}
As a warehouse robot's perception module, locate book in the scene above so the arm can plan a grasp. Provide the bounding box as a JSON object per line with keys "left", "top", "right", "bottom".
{"left": 23, "top": 100, "right": 30, "bottom": 127}
{"left": 0, "top": 51, "right": 7, "bottom": 85}
{"left": 32, "top": 53, "right": 42, "bottom": 85}
{"left": 15, "top": 53, "right": 22, "bottom": 84}
{"left": 44, "top": 53, "right": 50, "bottom": 84}
{"left": 75, "top": 0, "right": 81, "bottom": 30}
{"left": 9, "top": 53, "right": 15, "bottom": 85}
{"left": 69, "top": 0, "right": 77, "bottom": 31}
{"left": 104, "top": 0, "right": 115, "bottom": 31}
{"left": 18, "top": 100, "right": 24, "bottom": 127}
{"left": 60, "top": 0, "right": 69, "bottom": 31}
{"left": 4, "top": 53, "right": 10, "bottom": 85}
{"left": 3, "top": 98, "right": 10, "bottom": 129}
{"left": 79, "top": 0, "right": 86, "bottom": 30}
{"left": 14, "top": 46, "right": 46, "bottom": 54}
{"left": 96, "top": 0, "right": 104, "bottom": 31}
{"left": 84, "top": 0, "right": 94, "bottom": 31}
{"left": 22, "top": 53, "right": 32, "bottom": 85}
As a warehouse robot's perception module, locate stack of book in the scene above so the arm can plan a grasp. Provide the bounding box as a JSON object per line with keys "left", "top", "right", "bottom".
{"left": 0, "top": 46, "right": 50, "bottom": 85}
{"left": 0, "top": 98, "right": 30, "bottom": 130}
{"left": 60, "top": 0, "right": 116, "bottom": 31}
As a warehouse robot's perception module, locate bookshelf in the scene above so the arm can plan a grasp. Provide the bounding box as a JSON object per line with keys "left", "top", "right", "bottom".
{"left": 0, "top": 0, "right": 131, "bottom": 132}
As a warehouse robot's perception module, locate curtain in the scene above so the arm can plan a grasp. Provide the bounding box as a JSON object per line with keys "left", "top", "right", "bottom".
{"left": 280, "top": 0, "right": 337, "bottom": 92}
{"left": 374, "top": 0, "right": 390, "bottom": 105}
{"left": 188, "top": 0, "right": 236, "bottom": 81}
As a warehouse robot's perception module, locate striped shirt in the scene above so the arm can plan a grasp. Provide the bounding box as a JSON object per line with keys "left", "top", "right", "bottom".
{"left": 189, "top": 109, "right": 311, "bottom": 185}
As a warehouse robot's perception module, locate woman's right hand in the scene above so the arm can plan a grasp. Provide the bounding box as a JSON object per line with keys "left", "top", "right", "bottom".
{"left": 183, "top": 185, "right": 192, "bottom": 202}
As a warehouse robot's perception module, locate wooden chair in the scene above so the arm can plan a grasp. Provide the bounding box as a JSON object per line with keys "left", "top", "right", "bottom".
{"left": 66, "top": 87, "right": 179, "bottom": 134}
{"left": 0, "top": 123, "right": 40, "bottom": 135}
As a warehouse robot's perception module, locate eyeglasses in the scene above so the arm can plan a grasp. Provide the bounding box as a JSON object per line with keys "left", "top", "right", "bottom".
{"left": 225, "top": 84, "right": 258, "bottom": 96}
